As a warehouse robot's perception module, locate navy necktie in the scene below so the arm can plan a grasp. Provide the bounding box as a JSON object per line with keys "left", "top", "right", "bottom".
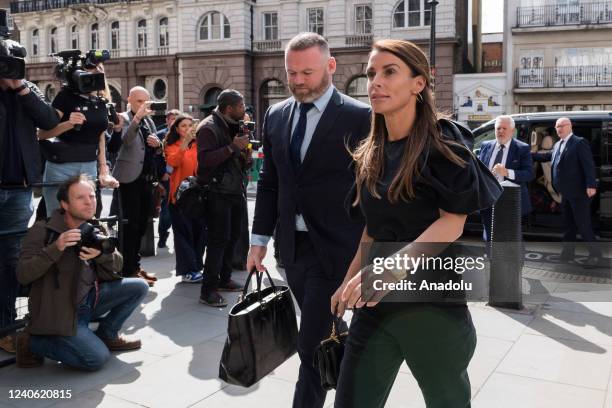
{"left": 290, "top": 102, "right": 314, "bottom": 171}
{"left": 552, "top": 140, "right": 565, "bottom": 191}
{"left": 492, "top": 144, "right": 505, "bottom": 168}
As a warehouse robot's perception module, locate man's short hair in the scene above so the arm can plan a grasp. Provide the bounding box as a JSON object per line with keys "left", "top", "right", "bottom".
{"left": 495, "top": 115, "right": 515, "bottom": 129}
{"left": 285, "top": 32, "right": 330, "bottom": 57}
{"left": 56, "top": 174, "right": 95, "bottom": 204}
{"left": 166, "top": 109, "right": 181, "bottom": 118}
{"left": 217, "top": 89, "right": 244, "bottom": 113}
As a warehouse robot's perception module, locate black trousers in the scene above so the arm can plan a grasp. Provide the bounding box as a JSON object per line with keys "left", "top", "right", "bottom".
{"left": 561, "top": 196, "right": 601, "bottom": 258}
{"left": 335, "top": 304, "right": 476, "bottom": 408}
{"left": 201, "top": 192, "right": 245, "bottom": 294}
{"left": 119, "top": 178, "right": 153, "bottom": 276}
{"left": 232, "top": 200, "right": 249, "bottom": 267}
{"left": 285, "top": 232, "right": 343, "bottom": 408}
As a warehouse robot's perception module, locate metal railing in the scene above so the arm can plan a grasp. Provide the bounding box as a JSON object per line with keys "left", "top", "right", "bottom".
{"left": 345, "top": 34, "right": 373, "bottom": 47}
{"left": 10, "top": 0, "right": 135, "bottom": 13}
{"left": 516, "top": 2, "right": 612, "bottom": 27}
{"left": 253, "top": 40, "right": 282, "bottom": 52}
{"left": 515, "top": 65, "right": 612, "bottom": 88}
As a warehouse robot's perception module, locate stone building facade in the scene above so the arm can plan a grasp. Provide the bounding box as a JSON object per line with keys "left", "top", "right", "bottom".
{"left": 505, "top": 0, "right": 612, "bottom": 113}
{"left": 10, "top": 0, "right": 472, "bottom": 122}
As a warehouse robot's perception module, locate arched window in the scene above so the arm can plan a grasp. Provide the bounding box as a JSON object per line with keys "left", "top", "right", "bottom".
{"left": 137, "top": 19, "right": 147, "bottom": 50}
{"left": 70, "top": 25, "right": 79, "bottom": 50}
{"left": 393, "top": 0, "right": 432, "bottom": 28}
{"left": 90, "top": 23, "right": 99, "bottom": 50}
{"left": 204, "top": 87, "right": 222, "bottom": 106}
{"left": 260, "top": 79, "right": 287, "bottom": 115}
{"left": 158, "top": 17, "right": 169, "bottom": 48}
{"left": 31, "top": 29, "right": 39, "bottom": 56}
{"left": 346, "top": 76, "right": 369, "bottom": 104}
{"left": 109, "top": 85, "right": 123, "bottom": 111}
{"left": 199, "top": 12, "right": 230, "bottom": 40}
{"left": 110, "top": 21, "right": 120, "bottom": 50}
{"left": 49, "top": 27, "right": 57, "bottom": 54}
{"left": 153, "top": 79, "right": 167, "bottom": 100}
{"left": 44, "top": 84, "right": 56, "bottom": 102}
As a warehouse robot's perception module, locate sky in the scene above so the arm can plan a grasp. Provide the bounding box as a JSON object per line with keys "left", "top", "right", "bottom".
{"left": 482, "top": 0, "right": 504, "bottom": 33}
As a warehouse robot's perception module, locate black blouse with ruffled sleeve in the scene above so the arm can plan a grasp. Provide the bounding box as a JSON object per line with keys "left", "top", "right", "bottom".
{"left": 350, "top": 136, "right": 500, "bottom": 243}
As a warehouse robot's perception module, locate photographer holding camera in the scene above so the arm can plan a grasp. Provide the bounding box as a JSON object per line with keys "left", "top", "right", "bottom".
{"left": 39, "top": 50, "right": 120, "bottom": 217}
{"left": 15, "top": 174, "right": 148, "bottom": 370}
{"left": 111, "top": 86, "right": 162, "bottom": 285}
{"left": 196, "top": 89, "right": 251, "bottom": 307}
{"left": 0, "top": 16, "right": 60, "bottom": 353}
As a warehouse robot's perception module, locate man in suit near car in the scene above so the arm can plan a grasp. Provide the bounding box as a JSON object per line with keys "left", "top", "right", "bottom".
{"left": 246, "top": 33, "right": 371, "bottom": 408}
{"left": 479, "top": 115, "right": 534, "bottom": 241}
{"left": 533, "top": 117, "right": 600, "bottom": 267}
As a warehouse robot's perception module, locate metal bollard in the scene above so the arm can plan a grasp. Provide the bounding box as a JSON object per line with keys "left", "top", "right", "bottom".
{"left": 489, "top": 181, "right": 523, "bottom": 309}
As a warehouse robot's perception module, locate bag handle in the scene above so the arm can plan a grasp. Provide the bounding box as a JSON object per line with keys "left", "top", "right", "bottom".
{"left": 241, "top": 267, "right": 279, "bottom": 303}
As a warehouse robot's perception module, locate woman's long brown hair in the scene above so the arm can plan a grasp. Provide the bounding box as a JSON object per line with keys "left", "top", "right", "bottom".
{"left": 352, "top": 39, "right": 466, "bottom": 205}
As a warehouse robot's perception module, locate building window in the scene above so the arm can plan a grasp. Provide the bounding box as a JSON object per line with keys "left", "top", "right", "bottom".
{"left": 263, "top": 12, "right": 278, "bottom": 40}
{"left": 519, "top": 105, "right": 546, "bottom": 113}
{"left": 44, "top": 84, "right": 56, "bottom": 102}
{"left": 308, "top": 8, "right": 324, "bottom": 35}
{"left": 355, "top": 4, "right": 372, "bottom": 34}
{"left": 70, "top": 25, "right": 79, "bottom": 50}
{"left": 159, "top": 17, "right": 169, "bottom": 47}
{"left": 393, "top": 0, "right": 432, "bottom": 28}
{"left": 109, "top": 85, "right": 123, "bottom": 111}
{"left": 153, "top": 79, "right": 167, "bottom": 100}
{"left": 260, "top": 79, "right": 287, "bottom": 123}
{"left": 31, "top": 29, "right": 39, "bottom": 56}
{"left": 90, "top": 23, "right": 99, "bottom": 50}
{"left": 49, "top": 27, "right": 57, "bottom": 54}
{"left": 199, "top": 12, "right": 230, "bottom": 40}
{"left": 110, "top": 21, "right": 120, "bottom": 50}
{"left": 137, "top": 19, "right": 147, "bottom": 50}
{"left": 346, "top": 76, "right": 369, "bottom": 104}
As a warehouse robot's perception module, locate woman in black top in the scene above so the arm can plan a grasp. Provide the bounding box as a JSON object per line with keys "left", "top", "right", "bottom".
{"left": 39, "top": 63, "right": 120, "bottom": 216}
{"left": 331, "top": 40, "right": 501, "bottom": 408}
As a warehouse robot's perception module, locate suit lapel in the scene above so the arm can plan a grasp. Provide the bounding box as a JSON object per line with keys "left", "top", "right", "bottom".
{"left": 281, "top": 99, "right": 297, "bottom": 171}
{"left": 507, "top": 139, "right": 518, "bottom": 167}
{"left": 300, "top": 89, "right": 343, "bottom": 172}
{"left": 559, "top": 135, "right": 575, "bottom": 162}
{"left": 483, "top": 141, "right": 494, "bottom": 167}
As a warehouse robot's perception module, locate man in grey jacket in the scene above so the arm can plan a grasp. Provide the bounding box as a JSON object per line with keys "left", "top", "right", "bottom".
{"left": 112, "top": 86, "right": 161, "bottom": 285}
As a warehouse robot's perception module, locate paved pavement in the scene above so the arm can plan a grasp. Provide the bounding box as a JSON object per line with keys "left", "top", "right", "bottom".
{"left": 1, "top": 197, "right": 612, "bottom": 407}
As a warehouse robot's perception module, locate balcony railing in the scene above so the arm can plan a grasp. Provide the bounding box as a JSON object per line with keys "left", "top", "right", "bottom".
{"left": 345, "top": 34, "right": 373, "bottom": 47}
{"left": 10, "top": 0, "right": 134, "bottom": 14}
{"left": 109, "top": 49, "right": 121, "bottom": 58}
{"left": 253, "top": 40, "right": 282, "bottom": 52}
{"left": 157, "top": 46, "right": 169, "bottom": 56}
{"left": 516, "top": 2, "right": 612, "bottom": 27}
{"left": 135, "top": 48, "right": 147, "bottom": 57}
{"left": 515, "top": 66, "right": 612, "bottom": 88}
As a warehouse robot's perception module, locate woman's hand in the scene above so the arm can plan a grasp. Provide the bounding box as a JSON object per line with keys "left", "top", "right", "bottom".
{"left": 330, "top": 282, "right": 348, "bottom": 318}
{"left": 99, "top": 174, "right": 119, "bottom": 188}
{"left": 69, "top": 112, "right": 86, "bottom": 128}
{"left": 341, "top": 264, "right": 398, "bottom": 310}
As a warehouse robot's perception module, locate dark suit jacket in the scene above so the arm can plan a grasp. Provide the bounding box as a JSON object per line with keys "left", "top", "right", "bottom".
{"left": 252, "top": 89, "right": 371, "bottom": 279}
{"left": 479, "top": 138, "right": 534, "bottom": 214}
{"left": 533, "top": 134, "right": 596, "bottom": 199}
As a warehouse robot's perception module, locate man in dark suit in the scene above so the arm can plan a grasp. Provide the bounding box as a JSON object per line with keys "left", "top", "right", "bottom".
{"left": 533, "top": 117, "right": 600, "bottom": 267}
{"left": 247, "top": 33, "right": 370, "bottom": 408}
{"left": 479, "top": 115, "right": 534, "bottom": 241}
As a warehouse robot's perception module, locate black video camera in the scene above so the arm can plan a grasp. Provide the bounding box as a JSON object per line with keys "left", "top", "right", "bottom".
{"left": 150, "top": 101, "right": 167, "bottom": 113}
{"left": 76, "top": 222, "right": 118, "bottom": 255}
{"left": 0, "top": 10, "right": 26, "bottom": 80}
{"left": 53, "top": 49, "right": 110, "bottom": 94}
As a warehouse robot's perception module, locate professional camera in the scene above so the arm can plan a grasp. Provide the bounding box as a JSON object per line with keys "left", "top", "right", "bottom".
{"left": 103, "top": 98, "right": 119, "bottom": 125}
{"left": 239, "top": 120, "right": 261, "bottom": 150}
{"left": 149, "top": 101, "right": 167, "bottom": 113}
{"left": 76, "top": 222, "right": 118, "bottom": 255}
{"left": 52, "top": 49, "right": 110, "bottom": 94}
{"left": 0, "top": 10, "right": 26, "bottom": 79}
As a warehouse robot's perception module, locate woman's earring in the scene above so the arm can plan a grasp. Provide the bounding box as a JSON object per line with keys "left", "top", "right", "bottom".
{"left": 415, "top": 92, "right": 424, "bottom": 104}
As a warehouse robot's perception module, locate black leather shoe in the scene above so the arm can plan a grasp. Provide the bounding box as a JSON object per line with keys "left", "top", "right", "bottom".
{"left": 583, "top": 256, "right": 601, "bottom": 269}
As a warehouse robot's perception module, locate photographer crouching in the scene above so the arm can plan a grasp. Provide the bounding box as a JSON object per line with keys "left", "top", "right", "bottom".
{"left": 197, "top": 89, "right": 252, "bottom": 307}
{"left": 0, "top": 10, "right": 60, "bottom": 353}
{"left": 15, "top": 174, "right": 148, "bottom": 370}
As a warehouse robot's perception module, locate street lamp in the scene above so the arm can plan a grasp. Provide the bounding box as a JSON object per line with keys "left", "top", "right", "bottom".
{"left": 428, "top": 0, "right": 439, "bottom": 91}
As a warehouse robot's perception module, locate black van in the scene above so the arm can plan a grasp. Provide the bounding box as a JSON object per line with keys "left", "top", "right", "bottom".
{"left": 469, "top": 111, "right": 612, "bottom": 238}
